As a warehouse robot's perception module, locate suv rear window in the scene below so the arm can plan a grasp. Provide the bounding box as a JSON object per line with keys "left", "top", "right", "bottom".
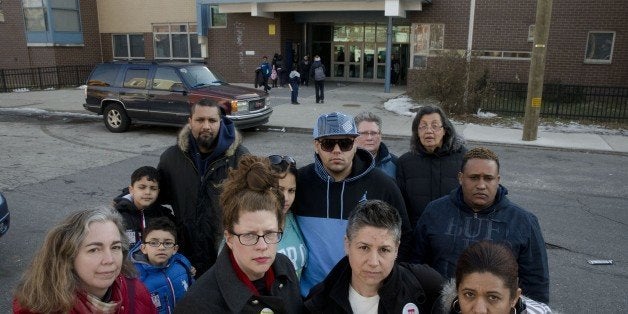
{"left": 87, "top": 64, "right": 119, "bottom": 86}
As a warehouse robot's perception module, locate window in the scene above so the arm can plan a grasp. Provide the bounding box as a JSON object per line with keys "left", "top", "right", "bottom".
{"left": 152, "top": 68, "right": 183, "bottom": 90}
{"left": 113, "top": 34, "right": 144, "bottom": 59}
{"left": 123, "top": 69, "right": 149, "bottom": 89}
{"left": 87, "top": 64, "right": 119, "bottom": 87}
{"left": 153, "top": 23, "right": 202, "bottom": 62}
{"left": 23, "top": 0, "right": 83, "bottom": 44}
{"left": 50, "top": 0, "right": 80, "bottom": 32}
{"left": 585, "top": 31, "right": 614, "bottom": 64}
{"left": 23, "top": 0, "right": 47, "bottom": 32}
{"left": 528, "top": 25, "right": 535, "bottom": 42}
{"left": 210, "top": 5, "right": 226, "bottom": 28}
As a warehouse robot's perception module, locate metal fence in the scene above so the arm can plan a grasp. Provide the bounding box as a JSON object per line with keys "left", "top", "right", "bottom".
{"left": 0, "top": 65, "right": 94, "bottom": 93}
{"left": 481, "top": 82, "right": 628, "bottom": 122}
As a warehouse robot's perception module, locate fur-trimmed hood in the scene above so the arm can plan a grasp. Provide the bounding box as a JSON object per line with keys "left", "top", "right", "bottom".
{"left": 175, "top": 121, "right": 243, "bottom": 158}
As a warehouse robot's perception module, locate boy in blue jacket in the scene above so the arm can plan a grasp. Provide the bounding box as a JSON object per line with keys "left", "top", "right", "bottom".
{"left": 130, "top": 217, "right": 195, "bottom": 314}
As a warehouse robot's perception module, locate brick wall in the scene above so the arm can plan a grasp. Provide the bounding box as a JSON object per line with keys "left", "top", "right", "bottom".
{"left": 206, "top": 13, "right": 302, "bottom": 83}
{"left": 0, "top": 1, "right": 30, "bottom": 69}
{"left": 408, "top": 0, "right": 628, "bottom": 88}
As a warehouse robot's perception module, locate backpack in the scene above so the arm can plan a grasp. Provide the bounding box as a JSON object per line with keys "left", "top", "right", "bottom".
{"left": 314, "top": 66, "right": 325, "bottom": 81}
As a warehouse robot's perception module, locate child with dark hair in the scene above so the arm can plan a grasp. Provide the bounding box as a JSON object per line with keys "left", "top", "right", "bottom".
{"left": 114, "top": 166, "right": 175, "bottom": 247}
{"left": 130, "top": 217, "right": 195, "bottom": 314}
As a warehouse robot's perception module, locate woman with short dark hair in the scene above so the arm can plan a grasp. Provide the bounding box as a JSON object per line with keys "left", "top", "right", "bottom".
{"left": 305, "top": 200, "right": 444, "bottom": 313}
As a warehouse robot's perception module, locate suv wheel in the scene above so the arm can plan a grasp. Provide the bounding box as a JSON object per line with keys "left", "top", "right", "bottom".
{"left": 103, "top": 103, "right": 130, "bottom": 133}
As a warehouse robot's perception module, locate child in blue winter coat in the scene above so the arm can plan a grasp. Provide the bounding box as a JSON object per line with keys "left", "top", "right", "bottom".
{"left": 130, "top": 217, "right": 195, "bottom": 314}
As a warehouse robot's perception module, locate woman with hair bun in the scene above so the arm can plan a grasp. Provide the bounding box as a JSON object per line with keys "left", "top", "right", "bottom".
{"left": 175, "top": 155, "right": 303, "bottom": 313}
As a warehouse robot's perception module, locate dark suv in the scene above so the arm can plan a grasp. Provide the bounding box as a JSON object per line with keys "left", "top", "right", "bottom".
{"left": 84, "top": 61, "right": 272, "bottom": 132}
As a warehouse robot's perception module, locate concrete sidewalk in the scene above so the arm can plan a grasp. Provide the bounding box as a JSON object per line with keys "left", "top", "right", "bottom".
{"left": 0, "top": 84, "right": 626, "bottom": 154}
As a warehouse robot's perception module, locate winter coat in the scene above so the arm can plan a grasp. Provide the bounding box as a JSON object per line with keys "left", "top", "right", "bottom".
{"left": 14, "top": 275, "right": 156, "bottom": 314}
{"left": 174, "top": 247, "right": 303, "bottom": 313}
{"left": 114, "top": 194, "right": 175, "bottom": 247}
{"left": 157, "top": 118, "right": 248, "bottom": 277}
{"left": 305, "top": 256, "right": 444, "bottom": 313}
{"left": 260, "top": 61, "right": 271, "bottom": 78}
{"left": 294, "top": 148, "right": 412, "bottom": 296}
{"left": 374, "top": 142, "right": 398, "bottom": 180}
{"left": 396, "top": 136, "right": 467, "bottom": 228}
{"left": 130, "top": 244, "right": 194, "bottom": 314}
{"left": 439, "top": 279, "right": 552, "bottom": 314}
{"left": 310, "top": 61, "right": 326, "bottom": 81}
{"left": 299, "top": 59, "right": 311, "bottom": 77}
{"left": 414, "top": 186, "right": 550, "bottom": 303}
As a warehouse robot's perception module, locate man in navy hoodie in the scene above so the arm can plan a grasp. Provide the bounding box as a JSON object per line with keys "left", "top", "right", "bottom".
{"left": 294, "top": 112, "right": 412, "bottom": 297}
{"left": 158, "top": 99, "right": 248, "bottom": 278}
{"left": 413, "top": 147, "right": 550, "bottom": 303}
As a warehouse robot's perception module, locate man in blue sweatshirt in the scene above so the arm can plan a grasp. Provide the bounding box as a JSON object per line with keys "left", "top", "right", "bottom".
{"left": 294, "top": 112, "right": 412, "bottom": 297}
{"left": 413, "top": 147, "right": 550, "bottom": 303}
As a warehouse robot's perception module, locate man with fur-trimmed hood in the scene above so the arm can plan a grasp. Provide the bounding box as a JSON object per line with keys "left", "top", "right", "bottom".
{"left": 158, "top": 99, "right": 248, "bottom": 278}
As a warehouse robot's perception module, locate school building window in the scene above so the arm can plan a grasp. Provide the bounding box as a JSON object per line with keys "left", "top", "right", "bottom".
{"left": 23, "top": 0, "right": 83, "bottom": 45}
{"left": 585, "top": 31, "right": 614, "bottom": 64}
{"left": 210, "top": 5, "right": 227, "bottom": 28}
{"left": 113, "top": 34, "right": 145, "bottom": 59}
{"left": 410, "top": 23, "right": 444, "bottom": 69}
{"left": 153, "top": 23, "right": 202, "bottom": 62}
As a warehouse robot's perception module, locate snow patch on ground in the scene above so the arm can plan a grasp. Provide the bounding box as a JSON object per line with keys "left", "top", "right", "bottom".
{"left": 0, "top": 107, "right": 99, "bottom": 119}
{"left": 76, "top": 85, "right": 87, "bottom": 90}
{"left": 12, "top": 88, "right": 30, "bottom": 93}
{"left": 384, "top": 96, "right": 625, "bottom": 136}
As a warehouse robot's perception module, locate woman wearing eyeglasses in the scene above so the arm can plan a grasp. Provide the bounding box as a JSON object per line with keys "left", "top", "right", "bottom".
{"left": 175, "top": 155, "right": 303, "bottom": 313}
{"left": 396, "top": 105, "right": 467, "bottom": 228}
{"left": 269, "top": 154, "right": 308, "bottom": 280}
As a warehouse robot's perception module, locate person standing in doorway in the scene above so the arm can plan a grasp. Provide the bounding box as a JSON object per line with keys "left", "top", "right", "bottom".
{"left": 299, "top": 55, "right": 311, "bottom": 86}
{"left": 310, "top": 55, "right": 326, "bottom": 103}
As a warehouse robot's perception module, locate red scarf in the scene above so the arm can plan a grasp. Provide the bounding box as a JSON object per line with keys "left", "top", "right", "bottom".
{"left": 228, "top": 250, "right": 275, "bottom": 296}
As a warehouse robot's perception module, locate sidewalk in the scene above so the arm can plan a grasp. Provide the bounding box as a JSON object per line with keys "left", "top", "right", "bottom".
{"left": 0, "top": 84, "right": 626, "bottom": 154}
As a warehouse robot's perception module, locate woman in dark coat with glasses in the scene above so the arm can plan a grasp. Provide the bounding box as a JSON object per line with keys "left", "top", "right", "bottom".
{"left": 175, "top": 155, "right": 303, "bottom": 313}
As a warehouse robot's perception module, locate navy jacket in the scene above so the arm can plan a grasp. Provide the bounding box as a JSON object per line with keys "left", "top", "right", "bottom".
{"left": 294, "top": 148, "right": 412, "bottom": 296}
{"left": 374, "top": 142, "right": 398, "bottom": 180}
{"left": 414, "top": 185, "right": 550, "bottom": 303}
{"left": 130, "top": 244, "right": 194, "bottom": 314}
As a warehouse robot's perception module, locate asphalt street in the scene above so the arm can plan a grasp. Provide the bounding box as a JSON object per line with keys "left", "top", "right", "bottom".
{"left": 0, "top": 113, "right": 626, "bottom": 313}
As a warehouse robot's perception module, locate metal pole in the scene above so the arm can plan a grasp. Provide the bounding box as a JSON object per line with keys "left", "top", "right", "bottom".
{"left": 522, "top": 0, "right": 553, "bottom": 141}
{"left": 385, "top": 16, "right": 393, "bottom": 93}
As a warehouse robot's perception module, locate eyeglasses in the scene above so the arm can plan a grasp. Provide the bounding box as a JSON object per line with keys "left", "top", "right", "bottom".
{"left": 268, "top": 155, "right": 296, "bottom": 166}
{"left": 230, "top": 231, "right": 283, "bottom": 246}
{"left": 145, "top": 240, "right": 177, "bottom": 248}
{"left": 358, "top": 131, "right": 380, "bottom": 137}
{"left": 418, "top": 123, "right": 444, "bottom": 132}
{"left": 318, "top": 138, "right": 355, "bottom": 152}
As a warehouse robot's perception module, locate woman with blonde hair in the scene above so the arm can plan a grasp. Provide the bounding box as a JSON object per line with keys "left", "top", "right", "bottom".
{"left": 175, "top": 155, "right": 303, "bottom": 313}
{"left": 13, "top": 207, "right": 155, "bottom": 313}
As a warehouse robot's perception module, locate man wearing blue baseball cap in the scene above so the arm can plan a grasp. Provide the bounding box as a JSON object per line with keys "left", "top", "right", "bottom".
{"left": 293, "top": 112, "right": 412, "bottom": 297}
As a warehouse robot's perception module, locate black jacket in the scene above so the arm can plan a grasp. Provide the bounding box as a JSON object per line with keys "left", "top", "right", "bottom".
{"left": 157, "top": 119, "right": 248, "bottom": 277}
{"left": 305, "top": 256, "right": 444, "bottom": 313}
{"left": 175, "top": 248, "right": 303, "bottom": 313}
{"left": 396, "top": 136, "right": 466, "bottom": 228}
{"left": 113, "top": 194, "right": 175, "bottom": 247}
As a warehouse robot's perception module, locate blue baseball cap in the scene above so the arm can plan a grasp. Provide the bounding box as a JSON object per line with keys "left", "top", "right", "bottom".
{"left": 313, "top": 112, "right": 359, "bottom": 140}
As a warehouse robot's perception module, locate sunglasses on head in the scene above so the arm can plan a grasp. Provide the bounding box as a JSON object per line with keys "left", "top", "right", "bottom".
{"left": 318, "top": 138, "right": 355, "bottom": 152}
{"left": 268, "top": 155, "right": 296, "bottom": 167}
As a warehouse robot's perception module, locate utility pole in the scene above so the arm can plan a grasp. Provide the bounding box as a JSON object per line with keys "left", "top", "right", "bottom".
{"left": 522, "top": 0, "right": 553, "bottom": 141}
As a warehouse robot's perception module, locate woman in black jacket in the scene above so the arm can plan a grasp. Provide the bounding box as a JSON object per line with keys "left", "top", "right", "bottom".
{"left": 304, "top": 200, "right": 444, "bottom": 313}
{"left": 175, "top": 156, "right": 303, "bottom": 313}
{"left": 396, "top": 106, "right": 467, "bottom": 228}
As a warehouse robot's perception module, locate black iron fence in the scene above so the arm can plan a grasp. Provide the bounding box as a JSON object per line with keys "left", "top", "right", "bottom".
{"left": 0, "top": 65, "right": 94, "bottom": 93}
{"left": 481, "top": 82, "right": 628, "bottom": 122}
